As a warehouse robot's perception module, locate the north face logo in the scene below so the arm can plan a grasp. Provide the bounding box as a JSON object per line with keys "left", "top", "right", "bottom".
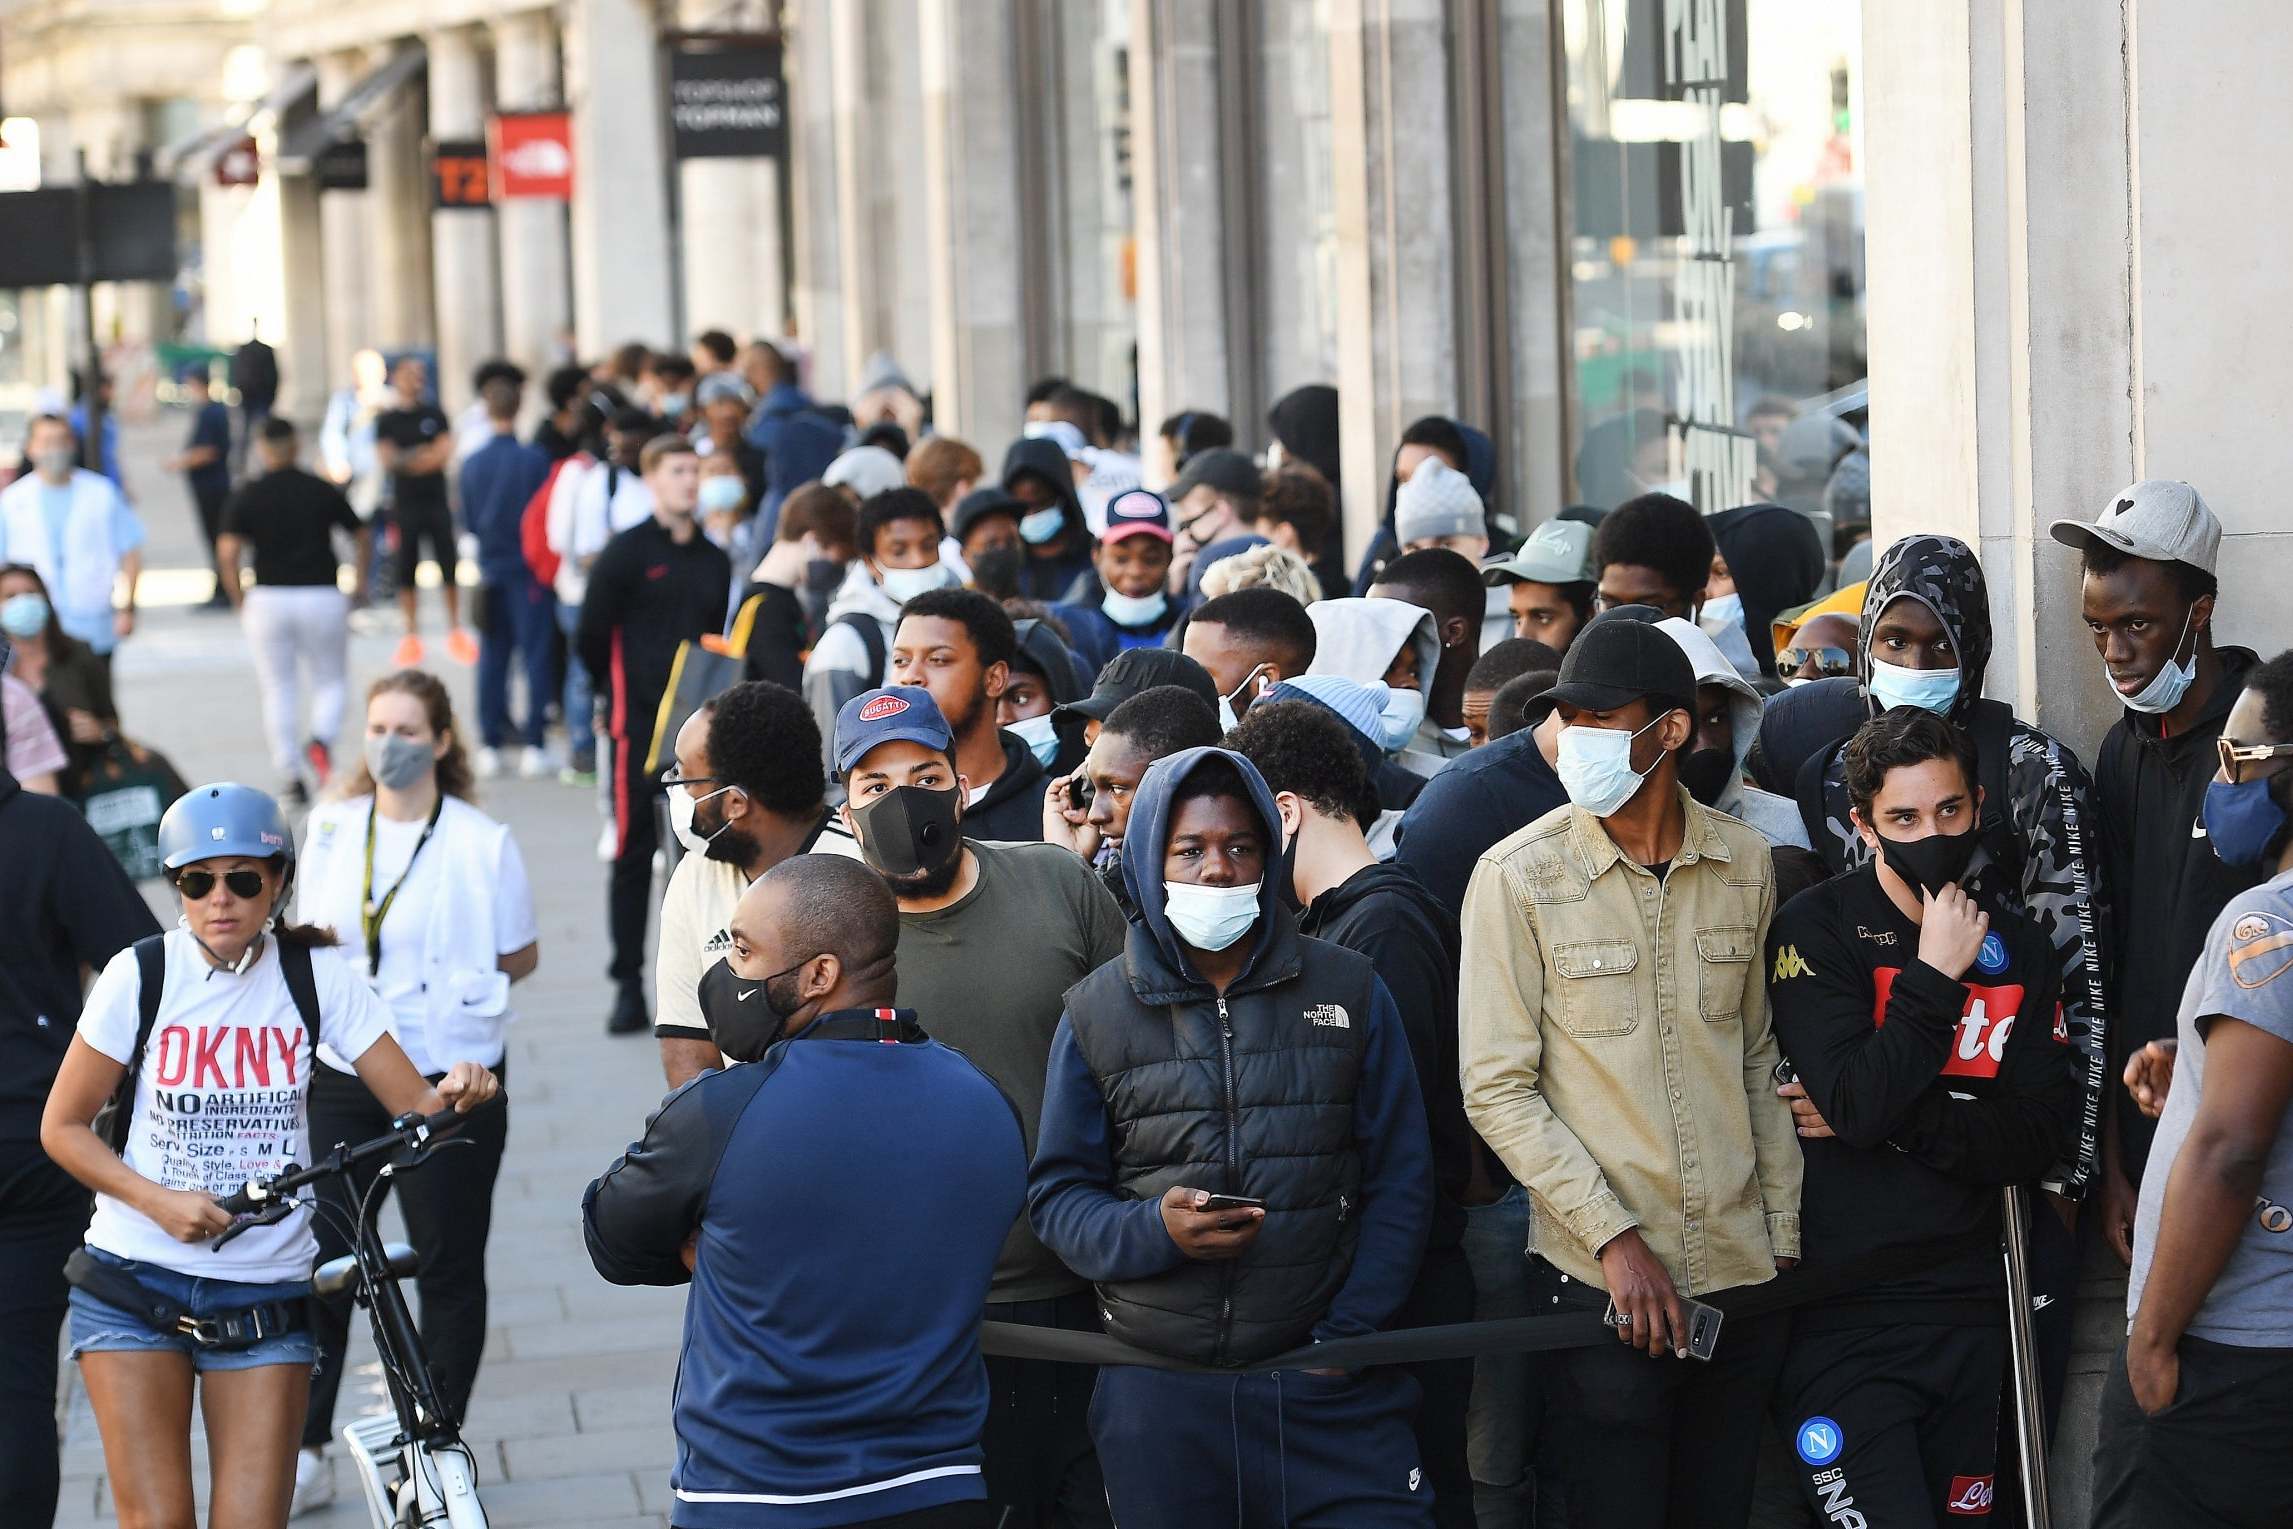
{"left": 1305, "top": 1004, "right": 1350, "bottom": 1029}
{"left": 858, "top": 695, "right": 909, "bottom": 721}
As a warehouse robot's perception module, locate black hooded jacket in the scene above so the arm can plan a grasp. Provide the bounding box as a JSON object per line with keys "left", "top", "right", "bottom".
{"left": 1028, "top": 747, "right": 1432, "bottom": 1365}
{"left": 1299, "top": 860, "right": 1472, "bottom": 1249}
{"left": 960, "top": 730, "right": 1048, "bottom": 844}
{"left": 1802, "top": 535, "right": 2112, "bottom": 1197}
{"left": 1708, "top": 504, "right": 1828, "bottom": 679}
{"left": 999, "top": 437, "right": 1094, "bottom": 603}
{"left": 2095, "top": 644, "right": 2264, "bottom": 1182}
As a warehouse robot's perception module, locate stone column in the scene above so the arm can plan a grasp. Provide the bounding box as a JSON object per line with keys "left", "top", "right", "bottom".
{"left": 316, "top": 50, "right": 374, "bottom": 388}
{"left": 1326, "top": 0, "right": 1458, "bottom": 564}
{"left": 566, "top": 0, "right": 675, "bottom": 353}
{"left": 366, "top": 52, "right": 437, "bottom": 352}
{"left": 677, "top": 0, "right": 789, "bottom": 344}
{"left": 493, "top": 9, "right": 574, "bottom": 380}
{"left": 917, "top": 0, "right": 1028, "bottom": 446}
{"left": 1129, "top": 0, "right": 1239, "bottom": 456}
{"left": 428, "top": 26, "right": 502, "bottom": 413}
{"left": 829, "top": 0, "right": 932, "bottom": 396}
{"left": 787, "top": 0, "right": 847, "bottom": 396}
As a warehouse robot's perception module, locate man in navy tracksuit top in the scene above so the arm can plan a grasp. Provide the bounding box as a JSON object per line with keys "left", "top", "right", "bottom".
{"left": 1764, "top": 710, "right": 2078, "bottom": 1525}
{"left": 1029, "top": 746, "right": 1436, "bottom": 1527}
{"left": 584, "top": 854, "right": 1025, "bottom": 1529}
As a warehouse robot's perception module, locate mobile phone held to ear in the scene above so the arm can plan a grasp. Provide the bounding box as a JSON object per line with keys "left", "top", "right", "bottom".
{"left": 1199, "top": 1193, "right": 1265, "bottom": 1213}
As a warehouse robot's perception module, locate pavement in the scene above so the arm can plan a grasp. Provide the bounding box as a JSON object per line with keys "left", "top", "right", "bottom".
{"left": 50, "top": 414, "right": 682, "bottom": 1528}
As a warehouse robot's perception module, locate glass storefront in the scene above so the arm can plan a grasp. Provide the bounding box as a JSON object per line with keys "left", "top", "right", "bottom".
{"left": 1559, "top": 0, "right": 1865, "bottom": 514}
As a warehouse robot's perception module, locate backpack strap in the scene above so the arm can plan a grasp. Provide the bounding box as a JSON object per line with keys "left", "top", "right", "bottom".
{"left": 834, "top": 610, "right": 889, "bottom": 687}
{"left": 100, "top": 935, "right": 170, "bottom": 1154}
{"left": 277, "top": 936, "right": 321, "bottom": 1052}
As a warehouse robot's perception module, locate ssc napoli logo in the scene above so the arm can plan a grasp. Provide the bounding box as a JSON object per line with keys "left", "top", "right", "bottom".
{"left": 1975, "top": 933, "right": 2008, "bottom": 976}
{"left": 1796, "top": 1416, "right": 1844, "bottom": 1467}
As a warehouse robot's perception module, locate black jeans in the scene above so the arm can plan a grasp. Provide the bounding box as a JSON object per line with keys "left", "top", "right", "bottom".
{"left": 1391, "top": 1241, "right": 1476, "bottom": 1529}
{"left": 980, "top": 1289, "right": 1112, "bottom": 1528}
{"left": 608, "top": 732, "right": 662, "bottom": 992}
{"left": 2092, "top": 1334, "right": 2293, "bottom": 1529}
{"left": 0, "top": 1141, "right": 88, "bottom": 1527}
{"left": 303, "top": 1063, "right": 509, "bottom": 1448}
{"left": 1530, "top": 1257, "right": 1788, "bottom": 1529}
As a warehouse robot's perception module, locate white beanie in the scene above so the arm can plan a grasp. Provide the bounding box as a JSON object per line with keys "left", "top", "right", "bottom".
{"left": 1394, "top": 457, "right": 1484, "bottom": 545}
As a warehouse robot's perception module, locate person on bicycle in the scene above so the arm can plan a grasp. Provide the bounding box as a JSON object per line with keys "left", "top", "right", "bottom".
{"left": 38, "top": 782, "right": 500, "bottom": 1529}
{"left": 293, "top": 667, "right": 538, "bottom": 1512}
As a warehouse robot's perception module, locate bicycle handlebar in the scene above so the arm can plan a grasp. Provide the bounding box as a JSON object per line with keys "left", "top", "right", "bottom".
{"left": 214, "top": 1101, "right": 493, "bottom": 1216}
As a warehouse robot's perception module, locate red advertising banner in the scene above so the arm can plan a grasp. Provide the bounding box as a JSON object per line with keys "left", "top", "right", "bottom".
{"left": 489, "top": 111, "right": 573, "bottom": 201}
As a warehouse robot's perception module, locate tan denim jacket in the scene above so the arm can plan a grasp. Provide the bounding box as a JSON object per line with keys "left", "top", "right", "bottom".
{"left": 1458, "top": 790, "right": 1802, "bottom": 1296}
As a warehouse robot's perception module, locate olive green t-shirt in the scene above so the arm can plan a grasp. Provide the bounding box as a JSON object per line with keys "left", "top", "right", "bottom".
{"left": 897, "top": 837, "right": 1128, "bottom": 1302}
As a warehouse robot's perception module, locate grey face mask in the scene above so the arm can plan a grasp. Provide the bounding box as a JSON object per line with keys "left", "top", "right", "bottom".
{"left": 365, "top": 733, "right": 436, "bottom": 791}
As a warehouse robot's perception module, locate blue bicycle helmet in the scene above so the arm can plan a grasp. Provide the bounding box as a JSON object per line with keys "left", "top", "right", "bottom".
{"left": 156, "top": 782, "right": 296, "bottom": 873}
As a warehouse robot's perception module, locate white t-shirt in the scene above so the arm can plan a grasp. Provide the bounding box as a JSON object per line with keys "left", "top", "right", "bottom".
{"left": 301, "top": 804, "right": 538, "bottom": 1074}
{"left": 78, "top": 930, "right": 395, "bottom": 1282}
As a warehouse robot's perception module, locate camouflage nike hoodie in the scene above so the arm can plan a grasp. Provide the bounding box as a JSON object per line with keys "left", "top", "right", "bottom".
{"left": 1806, "top": 535, "right": 2111, "bottom": 1197}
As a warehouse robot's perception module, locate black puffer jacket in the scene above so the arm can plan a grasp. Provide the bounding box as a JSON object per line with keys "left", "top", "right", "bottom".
{"left": 1030, "top": 747, "right": 1433, "bottom": 1365}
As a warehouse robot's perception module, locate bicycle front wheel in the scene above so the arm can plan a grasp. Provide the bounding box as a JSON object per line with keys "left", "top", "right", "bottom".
{"left": 405, "top": 1439, "right": 489, "bottom": 1529}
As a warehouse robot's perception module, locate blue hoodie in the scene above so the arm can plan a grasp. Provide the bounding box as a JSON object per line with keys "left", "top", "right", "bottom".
{"left": 1029, "top": 747, "right": 1433, "bottom": 1351}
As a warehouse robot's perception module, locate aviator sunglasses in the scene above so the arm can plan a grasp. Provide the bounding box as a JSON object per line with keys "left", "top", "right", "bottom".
{"left": 173, "top": 867, "right": 267, "bottom": 901}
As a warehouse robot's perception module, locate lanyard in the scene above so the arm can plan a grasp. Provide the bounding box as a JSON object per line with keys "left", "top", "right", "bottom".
{"left": 362, "top": 796, "right": 444, "bottom": 979}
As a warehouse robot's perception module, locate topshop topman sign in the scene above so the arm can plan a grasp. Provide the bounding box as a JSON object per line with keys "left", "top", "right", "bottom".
{"left": 667, "top": 36, "right": 785, "bottom": 160}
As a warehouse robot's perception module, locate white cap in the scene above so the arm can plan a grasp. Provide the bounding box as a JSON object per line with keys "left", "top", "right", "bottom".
{"left": 2048, "top": 480, "right": 2221, "bottom": 574}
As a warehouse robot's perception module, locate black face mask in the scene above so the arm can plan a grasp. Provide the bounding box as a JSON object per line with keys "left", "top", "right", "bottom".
{"left": 1679, "top": 746, "right": 1735, "bottom": 808}
{"left": 970, "top": 545, "right": 1023, "bottom": 598}
{"left": 1877, "top": 825, "right": 1981, "bottom": 901}
{"left": 804, "top": 558, "right": 846, "bottom": 595}
{"left": 850, "top": 785, "right": 964, "bottom": 885}
{"left": 698, "top": 955, "right": 811, "bottom": 1064}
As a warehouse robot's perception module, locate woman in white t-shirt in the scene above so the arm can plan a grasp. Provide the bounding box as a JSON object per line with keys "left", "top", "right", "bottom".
{"left": 292, "top": 666, "right": 538, "bottom": 1503}
{"left": 39, "top": 782, "right": 500, "bottom": 1529}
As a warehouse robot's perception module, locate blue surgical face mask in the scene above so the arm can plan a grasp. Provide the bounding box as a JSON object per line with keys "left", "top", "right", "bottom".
{"left": 1019, "top": 506, "right": 1066, "bottom": 545}
{"left": 698, "top": 475, "right": 745, "bottom": 513}
{"left": 1379, "top": 685, "right": 1428, "bottom": 753}
{"left": 2203, "top": 776, "right": 2288, "bottom": 868}
{"left": 1102, "top": 587, "right": 1169, "bottom": 628}
{"left": 1009, "top": 712, "right": 1060, "bottom": 768}
{"left": 1698, "top": 591, "right": 1744, "bottom": 637}
{"left": 1556, "top": 714, "right": 1667, "bottom": 818}
{"left": 2118, "top": 605, "right": 2199, "bottom": 716}
{"left": 0, "top": 592, "right": 48, "bottom": 637}
{"left": 1163, "top": 879, "right": 1262, "bottom": 952}
{"left": 1867, "top": 658, "right": 1962, "bottom": 715}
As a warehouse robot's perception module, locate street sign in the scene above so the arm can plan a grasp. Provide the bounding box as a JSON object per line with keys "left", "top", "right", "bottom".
{"left": 489, "top": 111, "right": 573, "bottom": 200}
{"left": 430, "top": 139, "right": 491, "bottom": 208}
{"left": 314, "top": 139, "right": 368, "bottom": 192}
{"left": 0, "top": 181, "right": 177, "bottom": 286}
{"left": 667, "top": 37, "right": 785, "bottom": 160}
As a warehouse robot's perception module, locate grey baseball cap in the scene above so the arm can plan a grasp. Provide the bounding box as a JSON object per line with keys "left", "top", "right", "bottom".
{"left": 1482, "top": 518, "right": 1596, "bottom": 588}
{"left": 2048, "top": 480, "right": 2221, "bottom": 574}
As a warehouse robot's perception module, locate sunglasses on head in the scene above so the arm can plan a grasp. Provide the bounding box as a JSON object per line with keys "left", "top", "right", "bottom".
{"left": 1777, "top": 645, "right": 1856, "bottom": 681}
{"left": 174, "top": 868, "right": 267, "bottom": 901}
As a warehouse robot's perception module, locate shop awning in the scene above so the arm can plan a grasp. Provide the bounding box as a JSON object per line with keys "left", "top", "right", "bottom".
{"left": 161, "top": 63, "right": 318, "bottom": 185}
{"left": 276, "top": 46, "right": 426, "bottom": 175}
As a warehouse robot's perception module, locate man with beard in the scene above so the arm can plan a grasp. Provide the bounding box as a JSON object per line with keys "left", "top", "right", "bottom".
{"left": 835, "top": 686, "right": 1127, "bottom": 1528}
{"left": 889, "top": 588, "right": 1048, "bottom": 842}
{"left": 653, "top": 683, "right": 861, "bottom": 1089}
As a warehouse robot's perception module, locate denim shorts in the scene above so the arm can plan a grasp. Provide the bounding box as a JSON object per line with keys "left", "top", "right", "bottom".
{"left": 67, "top": 1246, "right": 317, "bottom": 1372}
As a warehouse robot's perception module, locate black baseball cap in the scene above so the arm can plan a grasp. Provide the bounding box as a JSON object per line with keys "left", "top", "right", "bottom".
{"left": 951, "top": 486, "right": 1023, "bottom": 543}
{"left": 1167, "top": 448, "right": 1261, "bottom": 504}
{"left": 1052, "top": 648, "right": 1219, "bottom": 729}
{"left": 1542, "top": 611, "right": 1696, "bottom": 718}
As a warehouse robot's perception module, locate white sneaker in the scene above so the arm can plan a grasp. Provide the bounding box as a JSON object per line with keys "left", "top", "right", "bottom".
{"left": 519, "top": 745, "right": 552, "bottom": 779}
{"left": 476, "top": 746, "right": 503, "bottom": 779}
{"left": 289, "top": 1447, "right": 333, "bottom": 1517}
{"left": 596, "top": 820, "right": 617, "bottom": 862}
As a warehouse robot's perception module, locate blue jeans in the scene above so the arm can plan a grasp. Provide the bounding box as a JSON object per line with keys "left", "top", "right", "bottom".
{"left": 478, "top": 567, "right": 557, "bottom": 750}
{"left": 67, "top": 1247, "right": 316, "bottom": 1372}
{"left": 1460, "top": 1185, "right": 1539, "bottom": 1528}
{"left": 556, "top": 598, "right": 595, "bottom": 770}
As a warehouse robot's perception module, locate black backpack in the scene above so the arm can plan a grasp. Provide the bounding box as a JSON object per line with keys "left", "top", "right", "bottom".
{"left": 93, "top": 934, "right": 321, "bottom": 1155}
{"left": 832, "top": 611, "right": 889, "bottom": 688}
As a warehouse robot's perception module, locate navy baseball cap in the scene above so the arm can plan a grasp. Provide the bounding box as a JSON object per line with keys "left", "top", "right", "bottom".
{"left": 834, "top": 686, "right": 954, "bottom": 776}
{"left": 1101, "top": 487, "right": 1174, "bottom": 545}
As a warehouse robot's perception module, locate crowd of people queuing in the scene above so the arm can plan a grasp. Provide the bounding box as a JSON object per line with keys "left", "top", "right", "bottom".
{"left": 0, "top": 321, "right": 2289, "bottom": 1529}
